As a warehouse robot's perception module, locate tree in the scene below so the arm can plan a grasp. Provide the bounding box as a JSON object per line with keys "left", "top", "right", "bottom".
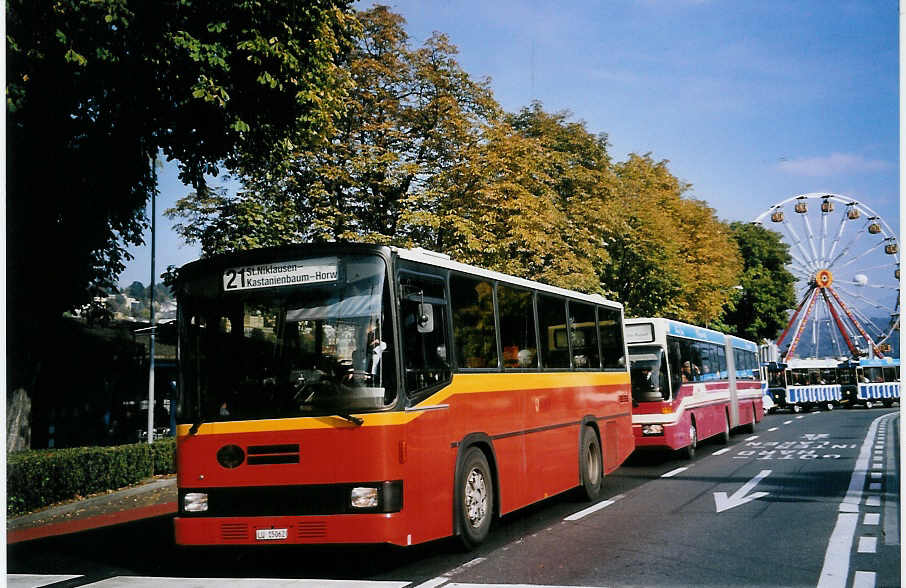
{"left": 407, "top": 103, "right": 614, "bottom": 292}
{"left": 125, "top": 281, "right": 146, "bottom": 300}
{"left": 7, "top": 0, "right": 359, "bottom": 449}
{"left": 722, "top": 222, "right": 797, "bottom": 341}
{"left": 598, "top": 154, "right": 742, "bottom": 325}
{"left": 169, "top": 5, "right": 499, "bottom": 253}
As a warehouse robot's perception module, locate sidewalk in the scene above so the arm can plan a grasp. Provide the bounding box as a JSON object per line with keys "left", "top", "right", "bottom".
{"left": 7, "top": 476, "right": 177, "bottom": 544}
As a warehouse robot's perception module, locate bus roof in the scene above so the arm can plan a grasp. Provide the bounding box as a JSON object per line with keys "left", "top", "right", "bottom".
{"left": 176, "top": 243, "right": 622, "bottom": 311}
{"left": 787, "top": 357, "right": 846, "bottom": 369}
{"left": 394, "top": 246, "right": 623, "bottom": 310}
{"left": 624, "top": 317, "right": 757, "bottom": 350}
{"left": 859, "top": 357, "right": 900, "bottom": 367}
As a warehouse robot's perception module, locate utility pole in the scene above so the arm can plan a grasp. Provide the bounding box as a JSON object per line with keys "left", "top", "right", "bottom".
{"left": 147, "top": 181, "right": 156, "bottom": 444}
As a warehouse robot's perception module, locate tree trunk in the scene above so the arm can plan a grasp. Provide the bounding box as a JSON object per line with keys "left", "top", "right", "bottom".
{"left": 7, "top": 387, "right": 32, "bottom": 453}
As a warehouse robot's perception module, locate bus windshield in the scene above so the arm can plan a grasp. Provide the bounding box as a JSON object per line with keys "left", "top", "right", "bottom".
{"left": 628, "top": 345, "right": 669, "bottom": 402}
{"left": 767, "top": 369, "right": 786, "bottom": 388}
{"left": 178, "top": 254, "right": 396, "bottom": 424}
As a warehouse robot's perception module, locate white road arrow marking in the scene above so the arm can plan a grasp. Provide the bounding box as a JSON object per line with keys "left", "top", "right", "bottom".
{"left": 714, "top": 469, "right": 772, "bottom": 513}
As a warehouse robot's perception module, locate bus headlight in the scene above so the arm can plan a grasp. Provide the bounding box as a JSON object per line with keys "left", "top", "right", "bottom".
{"left": 184, "top": 492, "right": 209, "bottom": 512}
{"left": 351, "top": 487, "right": 379, "bottom": 508}
{"left": 642, "top": 424, "right": 664, "bottom": 436}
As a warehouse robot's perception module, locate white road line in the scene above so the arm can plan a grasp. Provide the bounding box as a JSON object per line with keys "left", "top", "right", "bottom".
{"left": 712, "top": 448, "right": 731, "bottom": 456}
{"left": 412, "top": 578, "right": 449, "bottom": 588}
{"left": 819, "top": 413, "right": 893, "bottom": 588}
{"left": 768, "top": 427, "right": 779, "bottom": 431}
{"left": 784, "top": 420, "right": 793, "bottom": 424}
{"left": 817, "top": 513, "right": 859, "bottom": 588}
{"left": 883, "top": 413, "right": 899, "bottom": 545}
{"left": 563, "top": 497, "right": 618, "bottom": 521}
{"left": 8, "top": 575, "right": 83, "bottom": 588}
{"left": 87, "top": 580, "right": 410, "bottom": 587}
{"left": 857, "top": 536, "right": 878, "bottom": 553}
{"left": 745, "top": 435, "right": 758, "bottom": 441}
{"left": 661, "top": 467, "right": 688, "bottom": 478}
{"left": 796, "top": 415, "right": 805, "bottom": 419}
{"left": 852, "top": 571, "right": 877, "bottom": 588}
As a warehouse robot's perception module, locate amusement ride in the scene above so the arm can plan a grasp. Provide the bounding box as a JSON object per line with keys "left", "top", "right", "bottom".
{"left": 754, "top": 193, "right": 899, "bottom": 363}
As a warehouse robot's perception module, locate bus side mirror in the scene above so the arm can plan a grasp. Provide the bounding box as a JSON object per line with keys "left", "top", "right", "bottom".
{"left": 417, "top": 304, "right": 434, "bottom": 334}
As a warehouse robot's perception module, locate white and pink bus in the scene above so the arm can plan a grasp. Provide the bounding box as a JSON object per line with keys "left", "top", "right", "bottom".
{"left": 625, "top": 318, "right": 763, "bottom": 459}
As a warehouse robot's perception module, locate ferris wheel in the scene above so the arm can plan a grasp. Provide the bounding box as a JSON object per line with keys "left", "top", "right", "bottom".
{"left": 753, "top": 193, "right": 900, "bottom": 362}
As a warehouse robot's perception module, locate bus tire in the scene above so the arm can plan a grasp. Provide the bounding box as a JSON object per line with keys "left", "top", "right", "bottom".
{"left": 456, "top": 446, "right": 494, "bottom": 550}
{"left": 718, "top": 414, "right": 730, "bottom": 445}
{"left": 865, "top": 400, "right": 874, "bottom": 409}
{"left": 578, "top": 426, "right": 603, "bottom": 501}
{"left": 793, "top": 404, "right": 802, "bottom": 414}
{"left": 680, "top": 421, "right": 697, "bottom": 460}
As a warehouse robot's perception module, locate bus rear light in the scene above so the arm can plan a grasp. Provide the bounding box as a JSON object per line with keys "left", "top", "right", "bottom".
{"left": 642, "top": 424, "right": 664, "bottom": 436}
{"left": 184, "top": 492, "right": 209, "bottom": 512}
{"left": 661, "top": 406, "right": 673, "bottom": 414}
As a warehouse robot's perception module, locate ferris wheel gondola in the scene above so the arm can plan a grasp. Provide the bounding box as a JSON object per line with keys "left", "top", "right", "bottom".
{"left": 754, "top": 193, "right": 899, "bottom": 361}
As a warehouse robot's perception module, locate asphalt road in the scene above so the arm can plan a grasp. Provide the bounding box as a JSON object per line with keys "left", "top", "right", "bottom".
{"left": 8, "top": 407, "right": 900, "bottom": 588}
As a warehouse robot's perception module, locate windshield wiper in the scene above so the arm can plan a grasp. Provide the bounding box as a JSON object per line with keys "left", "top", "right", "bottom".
{"left": 335, "top": 413, "right": 364, "bottom": 426}
{"left": 189, "top": 419, "right": 204, "bottom": 435}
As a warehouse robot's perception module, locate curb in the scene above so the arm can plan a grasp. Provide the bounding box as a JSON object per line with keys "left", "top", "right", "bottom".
{"left": 7, "top": 501, "right": 177, "bottom": 544}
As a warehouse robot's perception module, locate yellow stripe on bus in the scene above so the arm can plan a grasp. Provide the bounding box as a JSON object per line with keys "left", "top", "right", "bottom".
{"left": 176, "top": 371, "right": 629, "bottom": 436}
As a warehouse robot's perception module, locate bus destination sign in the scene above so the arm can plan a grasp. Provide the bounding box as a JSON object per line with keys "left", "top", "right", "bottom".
{"left": 222, "top": 258, "right": 338, "bottom": 291}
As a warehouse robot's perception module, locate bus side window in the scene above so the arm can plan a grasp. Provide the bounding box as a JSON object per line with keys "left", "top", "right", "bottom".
{"left": 498, "top": 285, "right": 538, "bottom": 369}
{"left": 400, "top": 273, "right": 452, "bottom": 397}
{"left": 539, "top": 295, "right": 569, "bottom": 369}
{"left": 568, "top": 301, "right": 600, "bottom": 369}
{"left": 694, "top": 341, "right": 714, "bottom": 381}
{"left": 667, "top": 338, "right": 683, "bottom": 392}
{"left": 450, "top": 275, "right": 498, "bottom": 369}
{"left": 598, "top": 308, "right": 625, "bottom": 370}
{"left": 715, "top": 345, "right": 727, "bottom": 380}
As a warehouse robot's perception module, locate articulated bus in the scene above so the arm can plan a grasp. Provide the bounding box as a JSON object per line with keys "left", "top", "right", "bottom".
{"left": 172, "top": 244, "right": 633, "bottom": 548}
{"left": 838, "top": 357, "right": 901, "bottom": 408}
{"left": 624, "top": 318, "right": 762, "bottom": 458}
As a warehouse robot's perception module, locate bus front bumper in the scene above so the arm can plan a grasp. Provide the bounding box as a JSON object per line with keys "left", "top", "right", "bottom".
{"left": 174, "top": 512, "right": 414, "bottom": 546}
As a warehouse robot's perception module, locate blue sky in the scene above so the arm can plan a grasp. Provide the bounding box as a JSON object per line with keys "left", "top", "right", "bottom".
{"left": 119, "top": 0, "right": 898, "bottom": 290}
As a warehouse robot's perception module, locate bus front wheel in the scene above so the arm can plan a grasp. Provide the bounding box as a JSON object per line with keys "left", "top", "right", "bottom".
{"left": 578, "top": 426, "right": 603, "bottom": 501}
{"left": 456, "top": 447, "right": 494, "bottom": 549}
{"left": 680, "top": 421, "right": 697, "bottom": 460}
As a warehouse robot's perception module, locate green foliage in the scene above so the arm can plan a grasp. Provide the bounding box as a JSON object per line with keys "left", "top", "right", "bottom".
{"left": 167, "top": 5, "right": 746, "bottom": 328}
{"left": 722, "top": 222, "right": 798, "bottom": 341}
{"left": 169, "top": 5, "right": 499, "bottom": 253}
{"left": 151, "top": 437, "right": 177, "bottom": 475}
{"left": 597, "top": 154, "right": 742, "bottom": 325}
{"left": 7, "top": 0, "right": 358, "bottom": 400}
{"left": 7, "top": 439, "right": 176, "bottom": 517}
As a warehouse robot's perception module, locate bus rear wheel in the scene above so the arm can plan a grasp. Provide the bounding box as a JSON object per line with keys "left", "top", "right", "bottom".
{"left": 578, "top": 426, "right": 603, "bottom": 501}
{"left": 456, "top": 447, "right": 494, "bottom": 549}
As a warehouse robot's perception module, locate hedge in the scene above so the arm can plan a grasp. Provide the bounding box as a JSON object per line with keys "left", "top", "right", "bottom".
{"left": 8, "top": 437, "right": 176, "bottom": 517}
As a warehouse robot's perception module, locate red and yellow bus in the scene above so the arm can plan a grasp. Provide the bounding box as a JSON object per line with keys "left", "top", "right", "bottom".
{"left": 173, "top": 244, "right": 633, "bottom": 548}
{"left": 624, "top": 318, "right": 762, "bottom": 459}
